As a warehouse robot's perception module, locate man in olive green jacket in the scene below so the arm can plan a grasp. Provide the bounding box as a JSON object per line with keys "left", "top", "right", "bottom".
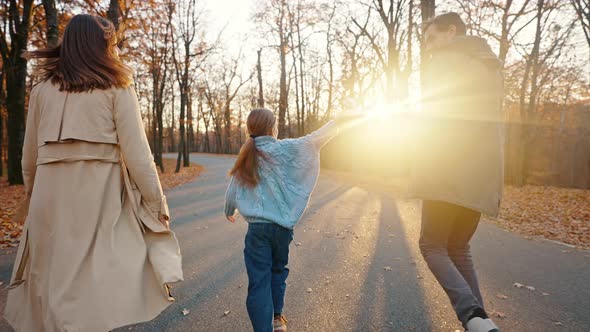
{"left": 412, "top": 12, "right": 504, "bottom": 332}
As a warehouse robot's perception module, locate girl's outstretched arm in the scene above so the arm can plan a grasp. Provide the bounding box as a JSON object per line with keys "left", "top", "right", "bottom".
{"left": 305, "top": 120, "right": 339, "bottom": 151}
{"left": 305, "top": 112, "right": 365, "bottom": 151}
{"left": 224, "top": 176, "right": 238, "bottom": 222}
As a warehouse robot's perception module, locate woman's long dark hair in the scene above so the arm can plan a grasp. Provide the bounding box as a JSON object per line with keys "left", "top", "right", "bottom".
{"left": 229, "top": 108, "right": 276, "bottom": 187}
{"left": 25, "top": 14, "right": 133, "bottom": 92}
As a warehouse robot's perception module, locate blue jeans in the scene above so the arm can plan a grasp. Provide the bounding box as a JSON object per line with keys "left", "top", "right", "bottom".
{"left": 419, "top": 200, "right": 484, "bottom": 328}
{"left": 244, "top": 223, "right": 293, "bottom": 332}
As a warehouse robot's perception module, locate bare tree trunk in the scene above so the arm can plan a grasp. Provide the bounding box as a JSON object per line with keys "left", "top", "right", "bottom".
{"left": 187, "top": 90, "right": 193, "bottom": 156}
{"left": 572, "top": 0, "right": 590, "bottom": 48}
{"left": 277, "top": 0, "right": 288, "bottom": 138}
{"left": 42, "top": 0, "right": 59, "bottom": 47}
{"left": 107, "top": 0, "right": 121, "bottom": 31}
{"left": 295, "top": 7, "right": 306, "bottom": 134}
{"left": 325, "top": 2, "right": 336, "bottom": 119}
{"left": 571, "top": 0, "right": 590, "bottom": 84}
{"left": 170, "top": 88, "right": 175, "bottom": 151}
{"left": 152, "top": 96, "right": 159, "bottom": 168}
{"left": 204, "top": 112, "right": 211, "bottom": 153}
{"left": 420, "top": 0, "right": 435, "bottom": 22}
{"left": 0, "top": 115, "right": 3, "bottom": 177}
{"left": 176, "top": 89, "right": 186, "bottom": 172}
{"left": 256, "top": 48, "right": 264, "bottom": 107}
{"left": 0, "top": 69, "right": 4, "bottom": 177}
{"left": 420, "top": 0, "right": 435, "bottom": 88}
{"left": 399, "top": 0, "right": 414, "bottom": 101}
{"left": 223, "top": 102, "right": 231, "bottom": 154}
{"left": 289, "top": 30, "right": 302, "bottom": 136}
{"left": 238, "top": 105, "right": 243, "bottom": 149}
{"left": 515, "top": 0, "right": 544, "bottom": 186}
{"left": 195, "top": 89, "right": 202, "bottom": 151}
{"left": 1, "top": 0, "right": 34, "bottom": 185}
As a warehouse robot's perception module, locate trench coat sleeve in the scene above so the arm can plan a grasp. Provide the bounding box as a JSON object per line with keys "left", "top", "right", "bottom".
{"left": 22, "top": 85, "right": 41, "bottom": 196}
{"left": 114, "top": 86, "right": 169, "bottom": 219}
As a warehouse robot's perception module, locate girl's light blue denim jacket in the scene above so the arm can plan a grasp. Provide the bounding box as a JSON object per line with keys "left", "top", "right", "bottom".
{"left": 224, "top": 121, "right": 338, "bottom": 229}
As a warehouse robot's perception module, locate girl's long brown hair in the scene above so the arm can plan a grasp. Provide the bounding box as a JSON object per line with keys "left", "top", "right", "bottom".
{"left": 230, "top": 108, "right": 276, "bottom": 187}
{"left": 26, "top": 14, "right": 132, "bottom": 92}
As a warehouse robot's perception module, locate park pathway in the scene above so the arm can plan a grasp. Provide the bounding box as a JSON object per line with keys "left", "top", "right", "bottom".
{"left": 0, "top": 153, "right": 588, "bottom": 331}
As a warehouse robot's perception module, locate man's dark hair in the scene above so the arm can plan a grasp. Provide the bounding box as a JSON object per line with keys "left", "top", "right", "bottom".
{"left": 424, "top": 12, "right": 467, "bottom": 36}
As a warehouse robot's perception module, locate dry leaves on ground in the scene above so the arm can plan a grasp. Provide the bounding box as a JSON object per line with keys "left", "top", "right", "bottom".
{"left": 0, "top": 159, "right": 203, "bottom": 249}
{"left": 0, "top": 179, "right": 26, "bottom": 249}
{"left": 485, "top": 185, "right": 590, "bottom": 249}
{"left": 158, "top": 158, "right": 204, "bottom": 191}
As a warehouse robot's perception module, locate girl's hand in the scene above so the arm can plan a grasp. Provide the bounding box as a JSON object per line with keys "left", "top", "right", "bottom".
{"left": 227, "top": 215, "right": 236, "bottom": 223}
{"left": 334, "top": 111, "right": 365, "bottom": 125}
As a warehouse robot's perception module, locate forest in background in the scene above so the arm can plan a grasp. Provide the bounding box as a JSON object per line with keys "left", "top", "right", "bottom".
{"left": 1, "top": 0, "right": 589, "bottom": 188}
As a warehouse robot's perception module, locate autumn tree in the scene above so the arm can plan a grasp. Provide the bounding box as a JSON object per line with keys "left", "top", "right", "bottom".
{"left": 0, "top": 0, "right": 34, "bottom": 185}
{"left": 254, "top": 0, "right": 291, "bottom": 138}
{"left": 353, "top": 0, "right": 416, "bottom": 102}
{"left": 141, "top": 0, "right": 174, "bottom": 172}
{"left": 171, "top": 0, "right": 208, "bottom": 171}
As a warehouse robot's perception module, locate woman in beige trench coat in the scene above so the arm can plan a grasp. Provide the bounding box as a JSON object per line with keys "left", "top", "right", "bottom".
{"left": 4, "top": 14, "right": 181, "bottom": 331}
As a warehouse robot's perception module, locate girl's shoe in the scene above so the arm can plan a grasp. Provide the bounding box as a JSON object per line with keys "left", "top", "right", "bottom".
{"left": 273, "top": 315, "right": 288, "bottom": 332}
{"left": 466, "top": 317, "right": 500, "bottom": 332}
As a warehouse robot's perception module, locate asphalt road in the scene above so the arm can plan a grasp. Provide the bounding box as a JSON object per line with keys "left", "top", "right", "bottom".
{"left": 0, "top": 153, "right": 588, "bottom": 332}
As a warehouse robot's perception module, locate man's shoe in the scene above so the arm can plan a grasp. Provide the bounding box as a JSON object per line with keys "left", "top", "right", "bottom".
{"left": 466, "top": 317, "right": 500, "bottom": 332}
{"left": 273, "top": 314, "right": 288, "bottom": 332}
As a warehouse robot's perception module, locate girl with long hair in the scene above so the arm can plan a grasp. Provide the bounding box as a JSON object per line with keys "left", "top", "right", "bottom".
{"left": 224, "top": 108, "right": 358, "bottom": 332}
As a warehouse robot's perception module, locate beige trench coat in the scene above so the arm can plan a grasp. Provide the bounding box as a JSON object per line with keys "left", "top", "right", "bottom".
{"left": 4, "top": 80, "right": 180, "bottom": 332}
{"left": 409, "top": 36, "right": 505, "bottom": 217}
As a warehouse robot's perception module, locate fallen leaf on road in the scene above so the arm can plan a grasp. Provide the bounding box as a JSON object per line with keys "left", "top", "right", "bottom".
{"left": 307, "top": 288, "right": 313, "bottom": 293}
{"left": 384, "top": 266, "right": 392, "bottom": 271}
{"left": 345, "top": 294, "right": 350, "bottom": 298}
{"left": 513, "top": 282, "right": 524, "bottom": 288}
{"left": 542, "top": 292, "right": 550, "bottom": 296}
{"left": 496, "top": 294, "right": 508, "bottom": 299}
{"left": 417, "top": 276, "right": 424, "bottom": 279}
{"left": 223, "top": 311, "right": 230, "bottom": 316}
{"left": 295, "top": 242, "right": 302, "bottom": 246}
{"left": 182, "top": 309, "right": 190, "bottom": 316}
{"left": 554, "top": 321, "right": 566, "bottom": 327}
{"left": 238, "top": 284, "right": 242, "bottom": 289}
{"left": 526, "top": 286, "right": 536, "bottom": 291}
{"left": 490, "top": 310, "right": 506, "bottom": 319}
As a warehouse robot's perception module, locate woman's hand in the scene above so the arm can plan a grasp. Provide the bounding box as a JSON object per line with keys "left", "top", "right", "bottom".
{"left": 227, "top": 215, "right": 236, "bottom": 223}
{"left": 159, "top": 214, "right": 170, "bottom": 229}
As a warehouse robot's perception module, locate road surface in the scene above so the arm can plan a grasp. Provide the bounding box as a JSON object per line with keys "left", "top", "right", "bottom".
{"left": 0, "top": 153, "right": 588, "bottom": 331}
